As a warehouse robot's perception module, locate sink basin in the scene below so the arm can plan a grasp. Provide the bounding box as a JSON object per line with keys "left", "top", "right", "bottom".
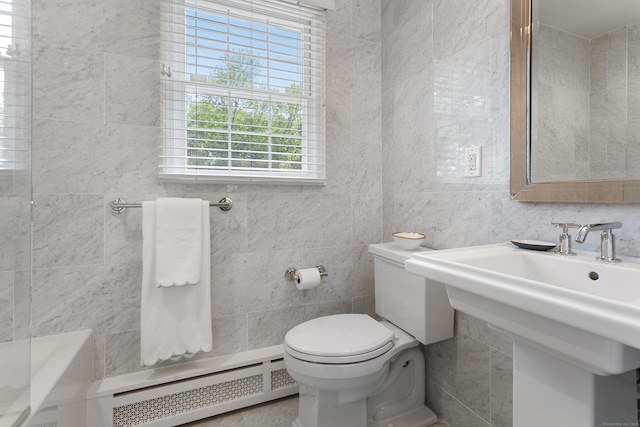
{"left": 430, "top": 243, "right": 640, "bottom": 304}
{"left": 406, "top": 242, "right": 640, "bottom": 374}
{"left": 406, "top": 243, "right": 639, "bottom": 427}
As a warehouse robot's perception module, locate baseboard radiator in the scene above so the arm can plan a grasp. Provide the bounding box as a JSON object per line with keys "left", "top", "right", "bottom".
{"left": 86, "top": 346, "right": 298, "bottom": 427}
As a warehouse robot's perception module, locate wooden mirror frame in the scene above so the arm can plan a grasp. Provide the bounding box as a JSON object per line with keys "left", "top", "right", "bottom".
{"left": 510, "top": 0, "right": 640, "bottom": 203}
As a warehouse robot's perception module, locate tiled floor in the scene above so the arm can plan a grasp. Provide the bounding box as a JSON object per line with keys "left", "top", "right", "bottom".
{"left": 180, "top": 396, "right": 299, "bottom": 427}
{"left": 181, "top": 396, "right": 450, "bottom": 426}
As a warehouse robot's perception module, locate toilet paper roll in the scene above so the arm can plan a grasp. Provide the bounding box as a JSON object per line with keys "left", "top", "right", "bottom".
{"left": 296, "top": 268, "right": 322, "bottom": 290}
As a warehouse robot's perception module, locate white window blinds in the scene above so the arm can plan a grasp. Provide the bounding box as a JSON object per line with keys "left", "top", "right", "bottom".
{"left": 0, "top": 0, "right": 29, "bottom": 173}
{"left": 160, "top": 0, "right": 326, "bottom": 184}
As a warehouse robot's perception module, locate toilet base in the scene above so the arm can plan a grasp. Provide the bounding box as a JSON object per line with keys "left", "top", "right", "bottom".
{"left": 293, "top": 383, "right": 371, "bottom": 427}
{"left": 289, "top": 345, "right": 437, "bottom": 427}
{"left": 368, "top": 405, "right": 438, "bottom": 427}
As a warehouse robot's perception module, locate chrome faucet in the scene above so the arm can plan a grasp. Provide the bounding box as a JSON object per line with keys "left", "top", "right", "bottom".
{"left": 574, "top": 222, "right": 622, "bottom": 262}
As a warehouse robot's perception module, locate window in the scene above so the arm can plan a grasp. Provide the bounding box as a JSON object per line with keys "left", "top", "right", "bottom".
{"left": 160, "top": 0, "right": 326, "bottom": 184}
{"left": 0, "top": 0, "right": 29, "bottom": 173}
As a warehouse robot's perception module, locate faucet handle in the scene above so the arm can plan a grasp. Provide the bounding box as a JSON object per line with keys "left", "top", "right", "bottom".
{"left": 550, "top": 222, "right": 581, "bottom": 231}
{"left": 549, "top": 222, "right": 581, "bottom": 255}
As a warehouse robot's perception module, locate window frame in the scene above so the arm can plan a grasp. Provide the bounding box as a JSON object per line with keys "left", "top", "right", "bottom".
{"left": 160, "top": 0, "right": 326, "bottom": 184}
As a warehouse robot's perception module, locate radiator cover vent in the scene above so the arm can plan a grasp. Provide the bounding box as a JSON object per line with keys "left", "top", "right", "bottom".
{"left": 90, "top": 353, "right": 298, "bottom": 427}
{"left": 113, "top": 374, "right": 263, "bottom": 427}
{"left": 271, "top": 368, "right": 296, "bottom": 391}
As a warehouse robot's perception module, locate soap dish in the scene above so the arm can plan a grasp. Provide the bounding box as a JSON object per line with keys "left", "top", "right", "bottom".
{"left": 511, "top": 239, "right": 557, "bottom": 251}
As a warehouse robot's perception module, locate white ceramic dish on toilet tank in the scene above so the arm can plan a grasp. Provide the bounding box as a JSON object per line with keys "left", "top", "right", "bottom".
{"left": 392, "top": 232, "right": 426, "bottom": 250}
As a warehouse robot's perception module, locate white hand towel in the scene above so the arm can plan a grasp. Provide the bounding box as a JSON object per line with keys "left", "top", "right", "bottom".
{"left": 140, "top": 200, "right": 213, "bottom": 366}
{"left": 156, "top": 197, "right": 203, "bottom": 287}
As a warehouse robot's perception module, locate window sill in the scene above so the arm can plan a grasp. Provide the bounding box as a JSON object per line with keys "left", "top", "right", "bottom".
{"left": 158, "top": 173, "right": 326, "bottom": 186}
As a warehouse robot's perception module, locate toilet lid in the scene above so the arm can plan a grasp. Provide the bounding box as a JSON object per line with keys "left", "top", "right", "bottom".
{"left": 285, "top": 314, "right": 395, "bottom": 364}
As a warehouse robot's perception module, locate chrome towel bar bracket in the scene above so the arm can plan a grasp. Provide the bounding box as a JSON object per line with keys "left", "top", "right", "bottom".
{"left": 109, "top": 197, "right": 233, "bottom": 214}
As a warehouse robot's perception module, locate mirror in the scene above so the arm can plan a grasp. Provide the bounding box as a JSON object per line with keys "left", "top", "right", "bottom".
{"left": 511, "top": 0, "right": 640, "bottom": 202}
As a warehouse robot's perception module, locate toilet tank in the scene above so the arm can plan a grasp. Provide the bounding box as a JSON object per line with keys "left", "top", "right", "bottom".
{"left": 368, "top": 243, "right": 454, "bottom": 345}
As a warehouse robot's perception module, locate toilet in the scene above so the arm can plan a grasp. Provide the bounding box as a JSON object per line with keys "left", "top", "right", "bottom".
{"left": 284, "top": 243, "right": 455, "bottom": 427}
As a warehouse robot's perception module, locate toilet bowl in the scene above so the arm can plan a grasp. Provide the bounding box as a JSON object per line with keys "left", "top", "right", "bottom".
{"left": 283, "top": 243, "right": 455, "bottom": 427}
{"left": 285, "top": 314, "right": 434, "bottom": 427}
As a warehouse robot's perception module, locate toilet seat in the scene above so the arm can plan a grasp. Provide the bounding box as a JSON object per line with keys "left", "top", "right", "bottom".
{"left": 285, "top": 314, "right": 395, "bottom": 364}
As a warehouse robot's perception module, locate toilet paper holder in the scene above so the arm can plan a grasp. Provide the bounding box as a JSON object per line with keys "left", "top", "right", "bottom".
{"left": 285, "top": 265, "right": 328, "bottom": 282}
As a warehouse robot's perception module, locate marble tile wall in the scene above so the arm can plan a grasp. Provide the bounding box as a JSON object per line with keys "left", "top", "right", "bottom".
{"left": 628, "top": 23, "right": 640, "bottom": 178}
{"left": 30, "top": 0, "right": 382, "bottom": 379}
{"left": 590, "top": 26, "right": 634, "bottom": 180}
{"left": 382, "top": 1, "right": 640, "bottom": 426}
{"left": 0, "top": 196, "right": 32, "bottom": 343}
{"left": 0, "top": 272, "right": 13, "bottom": 342}
{"left": 531, "top": 24, "right": 590, "bottom": 182}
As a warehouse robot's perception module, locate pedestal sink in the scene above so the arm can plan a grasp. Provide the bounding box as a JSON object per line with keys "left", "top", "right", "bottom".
{"left": 405, "top": 243, "right": 640, "bottom": 427}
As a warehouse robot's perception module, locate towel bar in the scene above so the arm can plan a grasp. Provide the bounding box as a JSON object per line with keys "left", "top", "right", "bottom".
{"left": 109, "top": 197, "right": 233, "bottom": 214}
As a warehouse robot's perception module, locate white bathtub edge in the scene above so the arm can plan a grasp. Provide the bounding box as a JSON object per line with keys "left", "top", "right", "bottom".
{"left": 30, "top": 329, "right": 94, "bottom": 414}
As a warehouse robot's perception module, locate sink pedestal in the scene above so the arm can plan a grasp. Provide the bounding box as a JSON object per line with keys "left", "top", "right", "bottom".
{"left": 514, "top": 340, "right": 636, "bottom": 427}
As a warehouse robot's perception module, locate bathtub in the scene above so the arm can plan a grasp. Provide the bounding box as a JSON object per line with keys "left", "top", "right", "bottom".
{"left": 0, "top": 338, "right": 30, "bottom": 426}
{"left": 10, "top": 329, "right": 94, "bottom": 427}
{"left": 2, "top": 330, "right": 296, "bottom": 427}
